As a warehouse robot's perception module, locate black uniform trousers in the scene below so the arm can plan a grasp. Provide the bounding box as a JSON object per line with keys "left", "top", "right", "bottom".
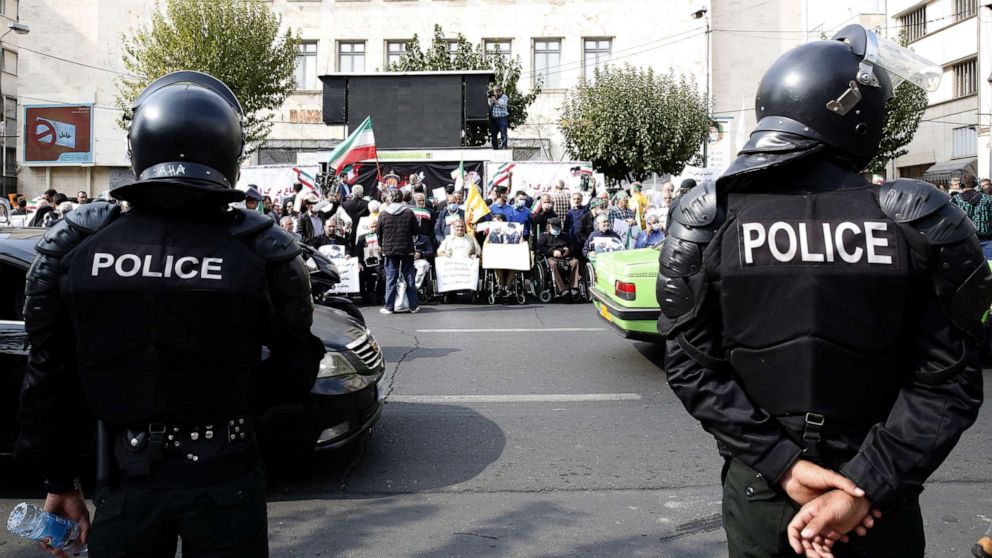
{"left": 88, "top": 465, "right": 268, "bottom": 558}
{"left": 722, "top": 458, "right": 924, "bottom": 558}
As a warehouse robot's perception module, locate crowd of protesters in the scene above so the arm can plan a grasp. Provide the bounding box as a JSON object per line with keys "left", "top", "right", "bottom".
{"left": 19, "top": 170, "right": 988, "bottom": 313}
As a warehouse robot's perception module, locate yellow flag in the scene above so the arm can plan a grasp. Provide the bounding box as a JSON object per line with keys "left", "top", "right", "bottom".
{"left": 465, "top": 180, "right": 491, "bottom": 234}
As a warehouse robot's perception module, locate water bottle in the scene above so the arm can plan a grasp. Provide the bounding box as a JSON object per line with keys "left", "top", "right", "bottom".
{"left": 6, "top": 502, "right": 85, "bottom": 553}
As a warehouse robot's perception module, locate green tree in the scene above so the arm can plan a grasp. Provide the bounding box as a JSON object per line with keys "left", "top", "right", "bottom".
{"left": 388, "top": 25, "right": 540, "bottom": 145}
{"left": 116, "top": 0, "right": 300, "bottom": 151}
{"left": 559, "top": 64, "right": 710, "bottom": 184}
{"left": 865, "top": 33, "right": 929, "bottom": 175}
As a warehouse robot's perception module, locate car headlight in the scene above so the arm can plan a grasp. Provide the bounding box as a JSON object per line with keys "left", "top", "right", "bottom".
{"left": 317, "top": 351, "right": 358, "bottom": 378}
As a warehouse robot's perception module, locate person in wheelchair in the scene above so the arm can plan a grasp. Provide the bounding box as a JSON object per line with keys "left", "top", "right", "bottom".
{"left": 413, "top": 232, "right": 436, "bottom": 294}
{"left": 487, "top": 215, "right": 525, "bottom": 299}
{"left": 537, "top": 217, "right": 580, "bottom": 298}
{"left": 438, "top": 219, "right": 481, "bottom": 258}
{"left": 355, "top": 216, "right": 384, "bottom": 305}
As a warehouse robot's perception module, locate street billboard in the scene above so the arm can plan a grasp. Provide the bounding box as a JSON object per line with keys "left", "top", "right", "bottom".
{"left": 22, "top": 104, "right": 94, "bottom": 165}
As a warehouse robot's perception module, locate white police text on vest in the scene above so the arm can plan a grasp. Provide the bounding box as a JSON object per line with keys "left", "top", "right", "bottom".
{"left": 91, "top": 253, "right": 225, "bottom": 280}
{"left": 739, "top": 220, "right": 898, "bottom": 267}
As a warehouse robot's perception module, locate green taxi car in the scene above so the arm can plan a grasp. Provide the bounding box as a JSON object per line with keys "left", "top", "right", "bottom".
{"left": 588, "top": 242, "right": 663, "bottom": 341}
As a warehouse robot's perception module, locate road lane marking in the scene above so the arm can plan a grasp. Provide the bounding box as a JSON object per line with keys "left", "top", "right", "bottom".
{"left": 388, "top": 393, "right": 642, "bottom": 403}
{"left": 415, "top": 328, "right": 605, "bottom": 333}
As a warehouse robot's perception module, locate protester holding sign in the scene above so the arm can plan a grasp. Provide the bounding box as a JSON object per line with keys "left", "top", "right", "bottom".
{"left": 583, "top": 214, "right": 624, "bottom": 259}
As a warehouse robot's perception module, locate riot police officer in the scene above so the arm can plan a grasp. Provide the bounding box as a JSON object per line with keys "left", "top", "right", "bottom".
{"left": 16, "top": 71, "right": 324, "bottom": 557}
{"left": 658, "top": 26, "right": 989, "bottom": 558}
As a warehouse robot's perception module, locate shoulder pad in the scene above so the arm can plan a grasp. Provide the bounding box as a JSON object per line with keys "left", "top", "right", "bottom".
{"left": 229, "top": 208, "right": 274, "bottom": 238}
{"left": 254, "top": 226, "right": 302, "bottom": 263}
{"left": 879, "top": 179, "right": 949, "bottom": 223}
{"left": 913, "top": 202, "right": 976, "bottom": 246}
{"left": 35, "top": 219, "right": 83, "bottom": 257}
{"left": 24, "top": 254, "right": 62, "bottom": 296}
{"left": 667, "top": 220, "right": 715, "bottom": 243}
{"left": 63, "top": 201, "right": 120, "bottom": 234}
{"left": 658, "top": 237, "right": 703, "bottom": 278}
{"left": 672, "top": 182, "right": 718, "bottom": 227}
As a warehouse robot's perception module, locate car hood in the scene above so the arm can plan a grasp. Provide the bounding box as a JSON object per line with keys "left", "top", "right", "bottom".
{"left": 311, "top": 305, "right": 368, "bottom": 350}
{"left": 595, "top": 247, "right": 661, "bottom": 279}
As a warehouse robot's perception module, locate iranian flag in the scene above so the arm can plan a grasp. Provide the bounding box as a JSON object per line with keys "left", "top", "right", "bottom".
{"left": 488, "top": 162, "right": 516, "bottom": 189}
{"left": 450, "top": 160, "right": 465, "bottom": 191}
{"left": 327, "top": 116, "right": 377, "bottom": 175}
{"left": 579, "top": 163, "right": 593, "bottom": 176}
{"left": 412, "top": 207, "right": 432, "bottom": 222}
{"left": 292, "top": 167, "right": 317, "bottom": 192}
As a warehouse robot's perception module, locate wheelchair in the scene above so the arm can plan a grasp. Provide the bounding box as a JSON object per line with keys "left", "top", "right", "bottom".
{"left": 534, "top": 255, "right": 590, "bottom": 303}
{"left": 414, "top": 258, "right": 443, "bottom": 305}
{"left": 482, "top": 267, "right": 527, "bottom": 305}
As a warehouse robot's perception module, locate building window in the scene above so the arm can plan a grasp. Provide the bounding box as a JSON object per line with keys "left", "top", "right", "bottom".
{"left": 955, "top": 0, "right": 977, "bottom": 20}
{"left": 445, "top": 40, "right": 460, "bottom": 63}
{"left": 952, "top": 58, "right": 977, "bottom": 98}
{"left": 484, "top": 39, "right": 512, "bottom": 60}
{"left": 1, "top": 49, "right": 16, "bottom": 75}
{"left": 3, "top": 96, "right": 14, "bottom": 136}
{"left": 952, "top": 126, "right": 977, "bottom": 158}
{"left": 899, "top": 6, "right": 926, "bottom": 42}
{"left": 898, "top": 163, "right": 930, "bottom": 180}
{"left": 295, "top": 41, "right": 318, "bottom": 90}
{"left": 533, "top": 39, "right": 561, "bottom": 88}
{"left": 583, "top": 38, "right": 612, "bottom": 79}
{"left": 338, "top": 41, "right": 365, "bottom": 72}
{"left": 385, "top": 40, "right": 409, "bottom": 67}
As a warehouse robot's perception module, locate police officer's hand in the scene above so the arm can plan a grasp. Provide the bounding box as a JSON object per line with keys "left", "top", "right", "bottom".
{"left": 42, "top": 489, "right": 90, "bottom": 557}
{"left": 786, "top": 489, "right": 873, "bottom": 557}
{"left": 779, "top": 459, "right": 865, "bottom": 505}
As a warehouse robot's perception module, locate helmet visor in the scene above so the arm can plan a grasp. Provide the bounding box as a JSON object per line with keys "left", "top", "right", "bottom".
{"left": 873, "top": 34, "right": 942, "bottom": 92}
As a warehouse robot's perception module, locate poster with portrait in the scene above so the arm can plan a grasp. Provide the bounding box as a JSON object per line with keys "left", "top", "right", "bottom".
{"left": 485, "top": 222, "right": 523, "bottom": 245}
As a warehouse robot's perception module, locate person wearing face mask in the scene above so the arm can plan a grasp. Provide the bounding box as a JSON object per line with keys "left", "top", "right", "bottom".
{"left": 583, "top": 213, "right": 623, "bottom": 259}
{"left": 435, "top": 196, "right": 465, "bottom": 244}
{"left": 505, "top": 190, "right": 532, "bottom": 239}
{"left": 537, "top": 217, "right": 580, "bottom": 297}
{"left": 532, "top": 194, "right": 558, "bottom": 239}
{"left": 635, "top": 214, "right": 665, "bottom": 248}
{"left": 488, "top": 191, "right": 513, "bottom": 222}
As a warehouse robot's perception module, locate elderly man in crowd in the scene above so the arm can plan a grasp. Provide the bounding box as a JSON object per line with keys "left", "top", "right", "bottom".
{"left": 564, "top": 192, "right": 588, "bottom": 256}
{"left": 342, "top": 184, "right": 370, "bottom": 246}
{"left": 280, "top": 215, "right": 302, "bottom": 241}
{"left": 635, "top": 214, "right": 665, "bottom": 248}
{"left": 295, "top": 192, "right": 324, "bottom": 244}
{"left": 537, "top": 217, "right": 580, "bottom": 298}
{"left": 608, "top": 192, "right": 636, "bottom": 231}
{"left": 532, "top": 193, "right": 558, "bottom": 238}
{"left": 583, "top": 213, "right": 624, "bottom": 259}
{"left": 438, "top": 218, "right": 481, "bottom": 259}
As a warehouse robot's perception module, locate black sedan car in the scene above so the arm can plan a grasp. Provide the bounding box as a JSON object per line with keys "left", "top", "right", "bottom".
{"left": 0, "top": 227, "right": 383, "bottom": 457}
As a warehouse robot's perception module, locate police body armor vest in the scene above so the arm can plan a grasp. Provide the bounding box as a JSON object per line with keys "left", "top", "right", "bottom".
{"left": 658, "top": 171, "right": 991, "bottom": 427}
{"left": 721, "top": 186, "right": 913, "bottom": 423}
{"left": 27, "top": 202, "right": 300, "bottom": 425}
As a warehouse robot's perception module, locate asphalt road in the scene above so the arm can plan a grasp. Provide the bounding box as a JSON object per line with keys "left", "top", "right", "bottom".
{"left": 1, "top": 302, "right": 991, "bottom": 557}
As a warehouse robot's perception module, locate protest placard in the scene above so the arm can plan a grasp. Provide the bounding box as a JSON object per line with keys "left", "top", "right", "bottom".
{"left": 327, "top": 258, "right": 360, "bottom": 294}
{"left": 435, "top": 256, "right": 480, "bottom": 292}
{"left": 482, "top": 242, "right": 531, "bottom": 271}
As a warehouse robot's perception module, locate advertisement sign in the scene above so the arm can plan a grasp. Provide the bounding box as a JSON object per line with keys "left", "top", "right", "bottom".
{"left": 23, "top": 104, "right": 94, "bottom": 165}
{"left": 435, "top": 256, "right": 480, "bottom": 292}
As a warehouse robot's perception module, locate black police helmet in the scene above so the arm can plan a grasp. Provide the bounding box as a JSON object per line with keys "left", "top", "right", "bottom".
{"left": 753, "top": 25, "right": 893, "bottom": 168}
{"left": 113, "top": 71, "right": 245, "bottom": 206}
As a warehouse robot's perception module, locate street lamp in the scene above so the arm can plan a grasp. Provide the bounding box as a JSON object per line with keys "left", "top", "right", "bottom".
{"left": 691, "top": 7, "right": 710, "bottom": 168}
{"left": 0, "top": 21, "right": 29, "bottom": 197}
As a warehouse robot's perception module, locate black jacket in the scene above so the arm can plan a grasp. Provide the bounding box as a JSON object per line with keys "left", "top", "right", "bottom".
{"left": 16, "top": 203, "right": 324, "bottom": 491}
{"left": 658, "top": 159, "right": 987, "bottom": 506}
{"left": 376, "top": 206, "right": 418, "bottom": 256}
{"left": 341, "top": 198, "right": 370, "bottom": 245}
{"left": 537, "top": 232, "right": 571, "bottom": 258}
